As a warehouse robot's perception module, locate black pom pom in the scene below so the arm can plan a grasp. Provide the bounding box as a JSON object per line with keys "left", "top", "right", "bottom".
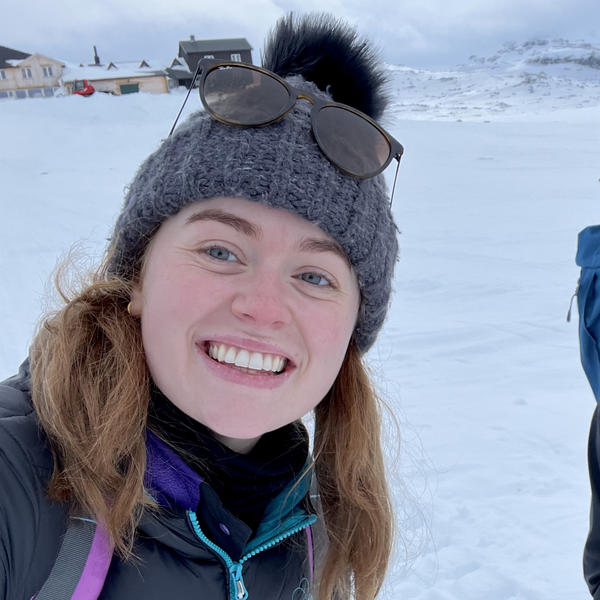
{"left": 262, "top": 13, "right": 388, "bottom": 120}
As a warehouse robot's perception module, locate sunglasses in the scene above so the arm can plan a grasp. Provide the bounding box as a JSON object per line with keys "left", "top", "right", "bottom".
{"left": 169, "top": 59, "right": 404, "bottom": 199}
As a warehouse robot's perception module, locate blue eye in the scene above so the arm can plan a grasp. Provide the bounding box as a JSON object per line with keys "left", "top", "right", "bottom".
{"left": 206, "top": 246, "right": 237, "bottom": 261}
{"left": 299, "top": 272, "right": 330, "bottom": 286}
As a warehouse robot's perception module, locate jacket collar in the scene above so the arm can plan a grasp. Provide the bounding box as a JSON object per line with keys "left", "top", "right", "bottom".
{"left": 142, "top": 430, "right": 314, "bottom": 560}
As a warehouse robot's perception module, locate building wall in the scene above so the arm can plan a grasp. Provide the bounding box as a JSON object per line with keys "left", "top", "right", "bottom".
{"left": 0, "top": 67, "right": 20, "bottom": 92}
{"left": 0, "top": 54, "right": 63, "bottom": 99}
{"left": 65, "top": 74, "right": 168, "bottom": 95}
{"left": 182, "top": 49, "right": 253, "bottom": 73}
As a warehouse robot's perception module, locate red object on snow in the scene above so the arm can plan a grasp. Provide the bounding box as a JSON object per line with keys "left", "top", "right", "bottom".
{"left": 72, "top": 80, "right": 95, "bottom": 96}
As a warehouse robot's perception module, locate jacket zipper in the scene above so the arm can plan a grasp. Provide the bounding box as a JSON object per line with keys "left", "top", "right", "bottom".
{"left": 187, "top": 510, "right": 317, "bottom": 600}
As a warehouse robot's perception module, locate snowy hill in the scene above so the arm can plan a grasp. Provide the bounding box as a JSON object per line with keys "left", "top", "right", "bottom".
{"left": 387, "top": 38, "right": 600, "bottom": 121}
{"left": 470, "top": 38, "right": 600, "bottom": 70}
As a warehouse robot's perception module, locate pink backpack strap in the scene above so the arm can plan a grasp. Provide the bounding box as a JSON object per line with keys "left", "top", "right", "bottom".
{"left": 33, "top": 517, "right": 114, "bottom": 600}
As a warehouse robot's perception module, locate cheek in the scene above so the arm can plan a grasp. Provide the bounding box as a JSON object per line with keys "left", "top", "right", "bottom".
{"left": 138, "top": 270, "right": 199, "bottom": 359}
{"left": 307, "top": 303, "right": 357, "bottom": 363}
{"left": 143, "top": 267, "right": 218, "bottom": 318}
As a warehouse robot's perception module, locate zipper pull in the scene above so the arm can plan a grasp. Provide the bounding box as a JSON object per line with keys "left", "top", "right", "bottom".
{"left": 230, "top": 563, "right": 248, "bottom": 600}
{"left": 567, "top": 278, "right": 580, "bottom": 323}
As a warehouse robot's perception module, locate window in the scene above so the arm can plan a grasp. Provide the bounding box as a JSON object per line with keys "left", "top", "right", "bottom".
{"left": 21, "top": 68, "right": 33, "bottom": 79}
{"left": 42, "top": 66, "right": 53, "bottom": 77}
{"left": 0, "top": 70, "right": 6, "bottom": 80}
{"left": 230, "top": 53, "right": 242, "bottom": 62}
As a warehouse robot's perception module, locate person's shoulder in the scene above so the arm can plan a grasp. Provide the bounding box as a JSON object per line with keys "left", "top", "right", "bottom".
{"left": 0, "top": 364, "right": 68, "bottom": 600}
{"left": 0, "top": 360, "right": 53, "bottom": 477}
{"left": 0, "top": 362, "right": 34, "bottom": 415}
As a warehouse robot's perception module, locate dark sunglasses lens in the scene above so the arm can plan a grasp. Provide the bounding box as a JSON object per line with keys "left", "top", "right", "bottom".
{"left": 315, "top": 106, "right": 391, "bottom": 176}
{"left": 203, "top": 66, "right": 291, "bottom": 126}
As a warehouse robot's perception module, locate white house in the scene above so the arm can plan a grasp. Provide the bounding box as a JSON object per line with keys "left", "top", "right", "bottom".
{"left": 0, "top": 45, "right": 64, "bottom": 99}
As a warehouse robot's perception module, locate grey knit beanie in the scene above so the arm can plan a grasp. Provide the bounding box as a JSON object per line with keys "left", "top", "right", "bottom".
{"left": 108, "top": 15, "right": 399, "bottom": 353}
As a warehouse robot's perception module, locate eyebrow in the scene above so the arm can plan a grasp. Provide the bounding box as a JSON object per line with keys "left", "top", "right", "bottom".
{"left": 186, "top": 207, "right": 350, "bottom": 265}
{"left": 186, "top": 208, "right": 260, "bottom": 239}
{"left": 298, "top": 237, "right": 351, "bottom": 267}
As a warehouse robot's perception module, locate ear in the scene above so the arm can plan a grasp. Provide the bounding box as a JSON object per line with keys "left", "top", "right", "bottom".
{"left": 129, "top": 284, "right": 143, "bottom": 317}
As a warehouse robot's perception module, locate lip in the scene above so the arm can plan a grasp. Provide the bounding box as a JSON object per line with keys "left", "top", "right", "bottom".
{"left": 195, "top": 337, "right": 297, "bottom": 390}
{"left": 202, "top": 335, "right": 297, "bottom": 367}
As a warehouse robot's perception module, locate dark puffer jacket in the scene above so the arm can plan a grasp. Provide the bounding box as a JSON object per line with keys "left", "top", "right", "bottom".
{"left": 585, "top": 405, "right": 600, "bottom": 598}
{"left": 0, "top": 365, "right": 316, "bottom": 600}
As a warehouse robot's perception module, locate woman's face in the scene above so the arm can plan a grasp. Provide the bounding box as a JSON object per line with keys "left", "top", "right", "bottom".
{"left": 130, "top": 196, "right": 360, "bottom": 452}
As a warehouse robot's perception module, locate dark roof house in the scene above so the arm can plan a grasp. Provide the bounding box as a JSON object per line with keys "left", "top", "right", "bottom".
{"left": 177, "top": 36, "right": 253, "bottom": 74}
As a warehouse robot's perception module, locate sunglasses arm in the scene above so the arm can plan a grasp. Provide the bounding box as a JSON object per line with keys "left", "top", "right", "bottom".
{"left": 167, "top": 61, "right": 204, "bottom": 137}
{"left": 389, "top": 154, "right": 402, "bottom": 208}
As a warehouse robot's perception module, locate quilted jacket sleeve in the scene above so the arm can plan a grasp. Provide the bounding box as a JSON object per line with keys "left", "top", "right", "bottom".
{"left": 0, "top": 376, "right": 66, "bottom": 600}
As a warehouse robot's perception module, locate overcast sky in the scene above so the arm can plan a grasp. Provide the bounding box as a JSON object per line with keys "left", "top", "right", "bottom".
{"left": 2, "top": 0, "right": 598, "bottom": 68}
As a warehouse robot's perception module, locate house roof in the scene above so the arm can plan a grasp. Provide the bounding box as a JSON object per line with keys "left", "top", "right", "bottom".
{"left": 179, "top": 37, "right": 252, "bottom": 54}
{"left": 0, "top": 45, "right": 30, "bottom": 68}
{"left": 168, "top": 58, "right": 191, "bottom": 72}
{"left": 165, "top": 67, "right": 193, "bottom": 81}
{"left": 62, "top": 59, "right": 167, "bottom": 82}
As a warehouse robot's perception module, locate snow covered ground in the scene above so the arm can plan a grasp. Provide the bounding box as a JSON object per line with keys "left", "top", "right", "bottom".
{"left": 1, "top": 39, "right": 598, "bottom": 599}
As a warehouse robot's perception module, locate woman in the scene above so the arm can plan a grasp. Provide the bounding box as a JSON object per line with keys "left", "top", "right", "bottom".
{"left": 0, "top": 13, "right": 402, "bottom": 600}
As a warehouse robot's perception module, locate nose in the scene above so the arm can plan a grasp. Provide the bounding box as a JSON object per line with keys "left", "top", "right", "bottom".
{"left": 230, "top": 274, "right": 292, "bottom": 329}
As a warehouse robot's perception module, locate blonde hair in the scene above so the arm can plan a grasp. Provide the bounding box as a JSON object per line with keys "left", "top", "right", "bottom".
{"left": 30, "top": 256, "right": 394, "bottom": 599}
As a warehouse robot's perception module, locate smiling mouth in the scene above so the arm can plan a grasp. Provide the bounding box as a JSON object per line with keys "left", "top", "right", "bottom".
{"left": 204, "top": 342, "right": 289, "bottom": 375}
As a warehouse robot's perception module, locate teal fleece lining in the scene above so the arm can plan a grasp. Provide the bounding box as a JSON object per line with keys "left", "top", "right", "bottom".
{"left": 246, "top": 460, "right": 314, "bottom": 553}
{"left": 188, "top": 510, "right": 317, "bottom": 600}
{"left": 186, "top": 461, "right": 318, "bottom": 600}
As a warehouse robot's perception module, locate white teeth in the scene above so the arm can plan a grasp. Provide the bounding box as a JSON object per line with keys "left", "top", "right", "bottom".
{"left": 206, "top": 342, "right": 288, "bottom": 373}
{"left": 224, "top": 346, "right": 237, "bottom": 364}
{"left": 262, "top": 354, "right": 273, "bottom": 371}
{"left": 234, "top": 349, "right": 250, "bottom": 368}
{"left": 248, "top": 352, "right": 263, "bottom": 370}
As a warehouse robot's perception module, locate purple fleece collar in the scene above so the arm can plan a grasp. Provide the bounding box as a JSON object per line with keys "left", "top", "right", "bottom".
{"left": 144, "top": 429, "right": 203, "bottom": 510}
